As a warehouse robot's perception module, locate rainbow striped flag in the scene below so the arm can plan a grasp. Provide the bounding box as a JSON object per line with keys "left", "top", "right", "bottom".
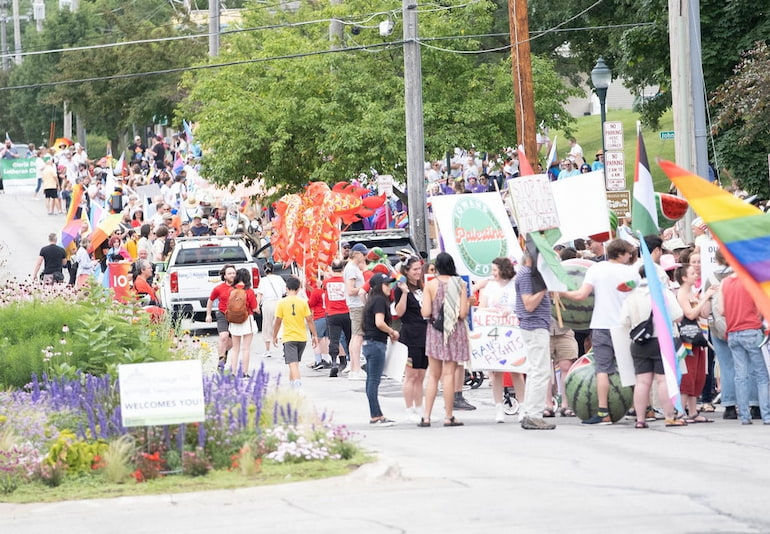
{"left": 639, "top": 234, "right": 682, "bottom": 412}
{"left": 659, "top": 160, "right": 770, "bottom": 322}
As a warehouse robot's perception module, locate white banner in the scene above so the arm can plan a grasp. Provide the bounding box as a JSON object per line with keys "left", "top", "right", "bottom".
{"left": 119, "top": 360, "right": 205, "bottom": 427}
{"left": 468, "top": 307, "right": 529, "bottom": 372}
{"left": 550, "top": 171, "right": 611, "bottom": 243}
{"left": 431, "top": 193, "right": 523, "bottom": 281}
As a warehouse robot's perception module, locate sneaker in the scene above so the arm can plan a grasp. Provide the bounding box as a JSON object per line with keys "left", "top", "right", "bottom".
{"left": 263, "top": 351, "right": 272, "bottom": 358}
{"left": 348, "top": 370, "right": 367, "bottom": 381}
{"left": 453, "top": 397, "right": 476, "bottom": 411}
{"left": 582, "top": 414, "right": 612, "bottom": 425}
{"left": 521, "top": 416, "right": 556, "bottom": 430}
{"left": 645, "top": 407, "right": 657, "bottom": 422}
{"left": 495, "top": 404, "right": 505, "bottom": 424}
{"left": 723, "top": 406, "right": 737, "bottom": 420}
{"left": 342, "top": 368, "right": 351, "bottom": 374}
{"left": 405, "top": 409, "right": 421, "bottom": 423}
{"left": 624, "top": 408, "right": 636, "bottom": 420}
{"left": 338, "top": 356, "right": 347, "bottom": 371}
{"left": 741, "top": 419, "right": 753, "bottom": 425}
{"left": 329, "top": 366, "right": 339, "bottom": 378}
{"left": 312, "top": 361, "right": 331, "bottom": 371}
{"left": 370, "top": 417, "right": 395, "bottom": 427}
{"left": 751, "top": 406, "right": 761, "bottom": 420}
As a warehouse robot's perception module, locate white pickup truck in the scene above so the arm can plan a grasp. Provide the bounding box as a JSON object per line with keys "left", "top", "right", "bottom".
{"left": 160, "top": 235, "right": 260, "bottom": 323}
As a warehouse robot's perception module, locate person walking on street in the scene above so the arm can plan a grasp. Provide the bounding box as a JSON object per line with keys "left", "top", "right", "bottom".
{"left": 32, "top": 233, "right": 66, "bottom": 283}
{"left": 205, "top": 264, "right": 237, "bottom": 368}
{"left": 324, "top": 259, "right": 352, "bottom": 377}
{"left": 345, "top": 244, "right": 369, "bottom": 380}
{"left": 228, "top": 268, "right": 259, "bottom": 377}
{"left": 273, "top": 276, "right": 318, "bottom": 389}
{"left": 256, "top": 262, "right": 286, "bottom": 358}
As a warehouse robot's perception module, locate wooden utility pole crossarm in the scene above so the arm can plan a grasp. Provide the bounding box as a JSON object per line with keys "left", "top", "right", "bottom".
{"left": 508, "top": 0, "right": 537, "bottom": 165}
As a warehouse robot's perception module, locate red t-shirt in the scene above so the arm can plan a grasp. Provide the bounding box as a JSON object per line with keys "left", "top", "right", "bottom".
{"left": 134, "top": 276, "right": 158, "bottom": 303}
{"left": 324, "top": 275, "right": 349, "bottom": 316}
{"left": 722, "top": 275, "right": 763, "bottom": 333}
{"left": 209, "top": 282, "right": 235, "bottom": 313}
{"left": 307, "top": 287, "right": 327, "bottom": 320}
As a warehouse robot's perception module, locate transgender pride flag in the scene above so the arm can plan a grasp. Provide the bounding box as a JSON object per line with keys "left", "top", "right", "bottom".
{"left": 639, "top": 235, "right": 682, "bottom": 412}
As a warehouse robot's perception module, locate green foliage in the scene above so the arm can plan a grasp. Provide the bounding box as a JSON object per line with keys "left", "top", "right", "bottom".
{"left": 182, "top": 447, "right": 212, "bottom": 477}
{"left": 179, "top": 0, "right": 580, "bottom": 191}
{"left": 100, "top": 435, "right": 135, "bottom": 484}
{"left": 45, "top": 430, "right": 108, "bottom": 476}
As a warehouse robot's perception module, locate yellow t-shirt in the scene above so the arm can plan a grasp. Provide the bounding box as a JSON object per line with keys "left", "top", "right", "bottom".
{"left": 275, "top": 295, "right": 311, "bottom": 342}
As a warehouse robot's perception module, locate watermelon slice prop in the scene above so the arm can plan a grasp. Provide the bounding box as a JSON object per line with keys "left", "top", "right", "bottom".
{"left": 656, "top": 192, "right": 689, "bottom": 229}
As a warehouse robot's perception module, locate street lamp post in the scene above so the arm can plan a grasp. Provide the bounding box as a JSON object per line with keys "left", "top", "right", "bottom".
{"left": 591, "top": 57, "right": 612, "bottom": 186}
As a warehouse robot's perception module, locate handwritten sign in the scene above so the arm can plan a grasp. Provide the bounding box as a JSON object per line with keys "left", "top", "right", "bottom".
{"left": 507, "top": 174, "right": 560, "bottom": 235}
{"left": 468, "top": 307, "right": 529, "bottom": 372}
{"left": 119, "top": 360, "right": 205, "bottom": 427}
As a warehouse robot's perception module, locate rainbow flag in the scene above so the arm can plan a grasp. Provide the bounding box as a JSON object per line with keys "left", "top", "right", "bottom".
{"left": 639, "top": 234, "right": 682, "bottom": 412}
{"left": 659, "top": 160, "right": 770, "bottom": 321}
{"left": 60, "top": 218, "right": 82, "bottom": 248}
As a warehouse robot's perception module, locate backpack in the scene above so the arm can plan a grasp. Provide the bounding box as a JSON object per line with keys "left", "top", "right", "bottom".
{"left": 109, "top": 191, "right": 123, "bottom": 213}
{"left": 225, "top": 288, "right": 249, "bottom": 324}
{"left": 629, "top": 311, "right": 655, "bottom": 345}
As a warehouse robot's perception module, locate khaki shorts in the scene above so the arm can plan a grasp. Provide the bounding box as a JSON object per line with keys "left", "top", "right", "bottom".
{"left": 349, "top": 306, "right": 364, "bottom": 337}
{"left": 550, "top": 330, "right": 578, "bottom": 362}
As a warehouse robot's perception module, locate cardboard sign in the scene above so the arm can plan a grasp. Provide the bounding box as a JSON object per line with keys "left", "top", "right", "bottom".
{"left": 119, "top": 360, "right": 205, "bottom": 427}
{"left": 506, "top": 174, "right": 560, "bottom": 235}
{"left": 549, "top": 171, "right": 611, "bottom": 244}
{"left": 431, "top": 193, "right": 523, "bottom": 281}
{"left": 377, "top": 174, "right": 394, "bottom": 197}
{"left": 468, "top": 307, "right": 529, "bottom": 372}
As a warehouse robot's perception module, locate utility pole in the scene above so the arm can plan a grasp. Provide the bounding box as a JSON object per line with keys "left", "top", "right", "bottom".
{"left": 403, "top": 0, "right": 428, "bottom": 255}
{"left": 209, "top": 0, "right": 220, "bottom": 57}
{"left": 329, "top": 0, "right": 343, "bottom": 48}
{"left": 668, "top": 0, "right": 707, "bottom": 243}
{"left": 11, "top": 0, "right": 19, "bottom": 65}
{"left": 507, "top": 0, "right": 537, "bottom": 165}
{"left": 0, "top": 0, "right": 8, "bottom": 71}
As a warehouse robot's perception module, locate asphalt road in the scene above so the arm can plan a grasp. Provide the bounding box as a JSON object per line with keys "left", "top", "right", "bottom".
{"left": 1, "top": 186, "right": 769, "bottom": 533}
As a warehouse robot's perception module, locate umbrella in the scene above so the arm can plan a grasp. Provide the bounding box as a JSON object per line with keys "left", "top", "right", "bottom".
{"left": 88, "top": 213, "right": 123, "bottom": 252}
{"left": 53, "top": 137, "right": 74, "bottom": 148}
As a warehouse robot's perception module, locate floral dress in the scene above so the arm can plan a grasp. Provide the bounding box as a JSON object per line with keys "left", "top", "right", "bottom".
{"left": 425, "top": 279, "right": 470, "bottom": 362}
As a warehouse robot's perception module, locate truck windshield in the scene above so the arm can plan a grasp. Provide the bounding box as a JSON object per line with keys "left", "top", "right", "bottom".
{"left": 175, "top": 247, "right": 249, "bottom": 265}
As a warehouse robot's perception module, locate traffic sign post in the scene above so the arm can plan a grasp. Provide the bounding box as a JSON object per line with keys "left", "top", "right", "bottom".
{"left": 604, "top": 151, "right": 626, "bottom": 191}
{"left": 606, "top": 190, "right": 631, "bottom": 218}
{"left": 603, "top": 121, "right": 624, "bottom": 151}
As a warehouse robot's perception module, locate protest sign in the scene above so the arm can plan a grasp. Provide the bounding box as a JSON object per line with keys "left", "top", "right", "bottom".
{"left": 431, "top": 193, "right": 522, "bottom": 281}
{"left": 468, "top": 307, "right": 529, "bottom": 372}
{"left": 549, "top": 171, "right": 610, "bottom": 243}
{"left": 506, "top": 174, "right": 560, "bottom": 235}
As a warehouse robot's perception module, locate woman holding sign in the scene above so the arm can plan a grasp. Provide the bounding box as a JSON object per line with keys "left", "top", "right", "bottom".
{"left": 479, "top": 257, "right": 524, "bottom": 423}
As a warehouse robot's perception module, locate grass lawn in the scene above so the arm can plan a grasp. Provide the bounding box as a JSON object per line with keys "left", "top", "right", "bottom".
{"left": 0, "top": 452, "right": 374, "bottom": 504}
{"left": 552, "top": 109, "right": 676, "bottom": 193}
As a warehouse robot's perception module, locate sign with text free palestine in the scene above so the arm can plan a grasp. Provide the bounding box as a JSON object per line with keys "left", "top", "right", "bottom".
{"left": 468, "top": 307, "right": 529, "bottom": 372}
{"left": 0, "top": 157, "right": 36, "bottom": 180}
{"left": 431, "top": 192, "right": 523, "bottom": 281}
{"left": 119, "top": 360, "right": 205, "bottom": 427}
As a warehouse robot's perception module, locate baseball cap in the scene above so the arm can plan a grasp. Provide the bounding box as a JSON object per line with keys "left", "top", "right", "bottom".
{"left": 351, "top": 243, "right": 368, "bottom": 254}
{"left": 660, "top": 254, "right": 681, "bottom": 272}
{"left": 369, "top": 273, "right": 396, "bottom": 288}
{"left": 341, "top": 242, "right": 351, "bottom": 249}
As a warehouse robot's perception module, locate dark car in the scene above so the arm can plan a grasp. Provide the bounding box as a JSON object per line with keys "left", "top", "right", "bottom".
{"left": 339, "top": 229, "right": 420, "bottom": 265}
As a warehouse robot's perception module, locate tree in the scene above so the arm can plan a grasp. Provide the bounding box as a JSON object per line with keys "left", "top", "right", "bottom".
{"left": 710, "top": 42, "right": 770, "bottom": 198}
{"left": 179, "top": 0, "right": 580, "bottom": 191}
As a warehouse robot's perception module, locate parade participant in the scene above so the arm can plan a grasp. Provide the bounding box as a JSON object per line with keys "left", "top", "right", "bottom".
{"left": 362, "top": 273, "right": 400, "bottom": 426}
{"left": 32, "top": 233, "right": 66, "bottom": 283}
{"left": 73, "top": 238, "right": 98, "bottom": 289}
{"left": 516, "top": 250, "right": 556, "bottom": 430}
{"left": 41, "top": 159, "right": 59, "bottom": 216}
{"left": 478, "top": 257, "right": 522, "bottom": 423}
{"left": 345, "top": 243, "right": 369, "bottom": 380}
{"left": 420, "top": 252, "right": 470, "bottom": 427}
{"left": 273, "top": 276, "right": 318, "bottom": 389}
{"left": 559, "top": 239, "right": 640, "bottom": 425}
{"left": 205, "top": 264, "right": 237, "bottom": 368}
{"left": 620, "top": 265, "right": 685, "bottom": 428}
{"left": 228, "top": 268, "right": 259, "bottom": 377}
{"left": 325, "top": 259, "right": 352, "bottom": 377}
{"left": 394, "top": 255, "right": 428, "bottom": 422}
{"left": 307, "top": 273, "right": 331, "bottom": 370}
{"left": 675, "top": 263, "right": 717, "bottom": 423}
{"left": 256, "top": 262, "right": 287, "bottom": 358}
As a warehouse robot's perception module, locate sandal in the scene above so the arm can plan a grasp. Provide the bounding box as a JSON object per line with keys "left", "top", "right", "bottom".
{"left": 635, "top": 421, "right": 649, "bottom": 429}
{"left": 443, "top": 416, "right": 464, "bottom": 427}
{"left": 701, "top": 403, "right": 716, "bottom": 413}
{"left": 559, "top": 407, "right": 576, "bottom": 417}
{"left": 665, "top": 418, "right": 687, "bottom": 427}
{"left": 417, "top": 417, "right": 431, "bottom": 428}
{"left": 691, "top": 415, "right": 714, "bottom": 423}
{"left": 543, "top": 409, "right": 556, "bottom": 418}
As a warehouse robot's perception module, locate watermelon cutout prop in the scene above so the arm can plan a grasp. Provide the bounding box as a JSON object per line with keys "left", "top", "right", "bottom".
{"left": 552, "top": 258, "right": 594, "bottom": 330}
{"left": 588, "top": 210, "right": 618, "bottom": 243}
{"left": 564, "top": 353, "right": 633, "bottom": 423}
{"left": 655, "top": 193, "right": 689, "bottom": 229}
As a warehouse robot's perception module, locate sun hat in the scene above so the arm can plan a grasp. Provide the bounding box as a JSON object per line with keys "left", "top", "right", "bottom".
{"left": 663, "top": 237, "right": 688, "bottom": 252}
{"left": 660, "top": 254, "right": 682, "bottom": 272}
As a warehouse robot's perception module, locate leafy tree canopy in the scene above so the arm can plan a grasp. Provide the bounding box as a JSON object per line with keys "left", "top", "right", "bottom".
{"left": 179, "top": 0, "right": 581, "bottom": 192}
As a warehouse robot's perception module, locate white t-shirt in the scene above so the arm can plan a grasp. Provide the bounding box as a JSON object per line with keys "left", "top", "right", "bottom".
{"left": 343, "top": 261, "right": 365, "bottom": 309}
{"left": 257, "top": 274, "right": 287, "bottom": 303}
{"left": 583, "top": 261, "right": 641, "bottom": 329}
{"left": 481, "top": 279, "right": 517, "bottom": 313}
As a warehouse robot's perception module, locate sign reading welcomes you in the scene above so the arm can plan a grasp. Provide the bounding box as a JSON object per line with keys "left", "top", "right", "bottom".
{"left": 430, "top": 193, "right": 522, "bottom": 280}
